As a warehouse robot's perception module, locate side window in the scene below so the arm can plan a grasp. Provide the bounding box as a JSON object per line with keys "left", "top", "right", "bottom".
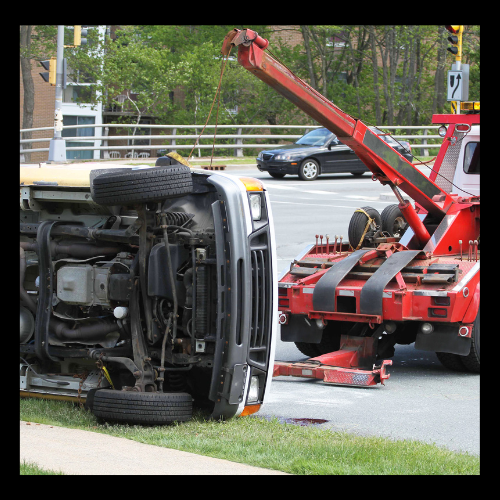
{"left": 464, "top": 142, "right": 480, "bottom": 174}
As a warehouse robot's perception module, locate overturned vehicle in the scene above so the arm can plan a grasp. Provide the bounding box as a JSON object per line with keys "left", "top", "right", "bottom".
{"left": 20, "top": 157, "right": 277, "bottom": 424}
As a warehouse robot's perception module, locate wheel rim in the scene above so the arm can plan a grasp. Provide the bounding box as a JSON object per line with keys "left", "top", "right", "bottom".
{"left": 392, "top": 216, "right": 407, "bottom": 237}
{"left": 302, "top": 161, "right": 318, "bottom": 179}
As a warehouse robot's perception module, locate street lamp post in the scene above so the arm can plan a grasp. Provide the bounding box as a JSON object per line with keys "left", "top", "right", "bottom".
{"left": 48, "top": 25, "right": 67, "bottom": 162}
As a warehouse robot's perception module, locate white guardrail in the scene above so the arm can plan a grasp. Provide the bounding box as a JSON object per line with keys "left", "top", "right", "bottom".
{"left": 20, "top": 124, "right": 442, "bottom": 160}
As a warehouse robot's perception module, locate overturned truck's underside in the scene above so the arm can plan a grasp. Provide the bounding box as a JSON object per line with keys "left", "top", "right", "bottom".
{"left": 20, "top": 161, "right": 275, "bottom": 424}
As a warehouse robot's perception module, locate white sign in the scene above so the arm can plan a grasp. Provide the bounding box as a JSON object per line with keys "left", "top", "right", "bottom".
{"left": 447, "top": 70, "right": 463, "bottom": 101}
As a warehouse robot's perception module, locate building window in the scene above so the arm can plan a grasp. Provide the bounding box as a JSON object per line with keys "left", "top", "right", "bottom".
{"left": 62, "top": 116, "right": 95, "bottom": 137}
{"left": 66, "top": 141, "right": 93, "bottom": 160}
{"left": 63, "top": 84, "right": 95, "bottom": 104}
{"left": 62, "top": 116, "right": 96, "bottom": 160}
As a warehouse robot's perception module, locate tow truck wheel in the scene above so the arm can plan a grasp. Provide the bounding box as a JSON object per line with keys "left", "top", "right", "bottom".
{"left": 461, "top": 308, "right": 480, "bottom": 373}
{"left": 435, "top": 352, "right": 467, "bottom": 371}
{"left": 299, "top": 159, "right": 319, "bottom": 181}
{"left": 294, "top": 342, "right": 320, "bottom": 358}
{"left": 294, "top": 323, "right": 343, "bottom": 357}
{"left": 348, "top": 206, "right": 381, "bottom": 249}
{"left": 381, "top": 204, "right": 408, "bottom": 238}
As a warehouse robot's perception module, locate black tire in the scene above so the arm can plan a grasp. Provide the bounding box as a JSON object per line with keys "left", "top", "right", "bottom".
{"left": 294, "top": 342, "right": 320, "bottom": 358}
{"left": 435, "top": 352, "right": 467, "bottom": 371}
{"left": 269, "top": 172, "right": 286, "bottom": 179}
{"left": 294, "top": 322, "right": 345, "bottom": 358}
{"left": 461, "top": 307, "right": 480, "bottom": 373}
{"left": 351, "top": 172, "right": 364, "bottom": 176}
{"left": 348, "top": 206, "right": 381, "bottom": 249}
{"left": 381, "top": 204, "right": 408, "bottom": 238}
{"left": 298, "top": 159, "right": 319, "bottom": 181}
{"left": 315, "top": 322, "right": 345, "bottom": 355}
{"left": 91, "top": 164, "right": 193, "bottom": 206}
{"left": 91, "top": 389, "right": 193, "bottom": 425}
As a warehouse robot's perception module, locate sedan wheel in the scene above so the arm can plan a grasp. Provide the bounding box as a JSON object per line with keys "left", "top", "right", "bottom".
{"left": 299, "top": 159, "right": 319, "bottom": 181}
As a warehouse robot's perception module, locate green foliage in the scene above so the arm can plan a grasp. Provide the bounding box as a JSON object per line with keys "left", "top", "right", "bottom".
{"left": 62, "top": 25, "right": 480, "bottom": 127}
{"left": 20, "top": 25, "right": 58, "bottom": 61}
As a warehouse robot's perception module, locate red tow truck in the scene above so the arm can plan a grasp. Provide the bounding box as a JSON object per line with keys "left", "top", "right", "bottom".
{"left": 222, "top": 28, "right": 480, "bottom": 386}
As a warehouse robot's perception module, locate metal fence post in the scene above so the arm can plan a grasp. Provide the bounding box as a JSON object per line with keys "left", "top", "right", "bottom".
{"left": 103, "top": 126, "right": 109, "bottom": 159}
{"left": 235, "top": 127, "right": 243, "bottom": 157}
{"left": 423, "top": 129, "right": 429, "bottom": 157}
{"left": 20, "top": 132, "right": 25, "bottom": 163}
{"left": 170, "top": 127, "right": 177, "bottom": 154}
{"left": 195, "top": 128, "right": 201, "bottom": 157}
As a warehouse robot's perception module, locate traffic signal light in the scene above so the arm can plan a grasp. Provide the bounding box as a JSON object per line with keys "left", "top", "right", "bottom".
{"left": 73, "top": 25, "right": 88, "bottom": 46}
{"left": 39, "top": 57, "right": 56, "bottom": 85}
{"left": 445, "top": 25, "right": 463, "bottom": 60}
{"left": 39, "top": 57, "right": 67, "bottom": 88}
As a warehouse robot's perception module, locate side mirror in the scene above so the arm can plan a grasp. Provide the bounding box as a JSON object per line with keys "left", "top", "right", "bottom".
{"left": 328, "top": 139, "right": 339, "bottom": 150}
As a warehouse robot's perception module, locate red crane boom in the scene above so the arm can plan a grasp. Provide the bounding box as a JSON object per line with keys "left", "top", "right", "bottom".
{"left": 222, "top": 28, "right": 457, "bottom": 245}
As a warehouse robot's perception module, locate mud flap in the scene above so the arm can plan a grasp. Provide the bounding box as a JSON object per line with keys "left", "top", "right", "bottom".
{"left": 360, "top": 250, "right": 422, "bottom": 315}
{"left": 313, "top": 249, "right": 371, "bottom": 312}
{"left": 415, "top": 324, "right": 471, "bottom": 355}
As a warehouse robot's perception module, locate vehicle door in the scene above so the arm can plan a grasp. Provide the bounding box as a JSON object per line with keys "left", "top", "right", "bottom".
{"left": 321, "top": 136, "right": 359, "bottom": 173}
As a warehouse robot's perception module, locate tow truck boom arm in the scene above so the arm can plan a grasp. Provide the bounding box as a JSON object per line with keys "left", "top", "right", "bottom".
{"left": 223, "top": 29, "right": 455, "bottom": 222}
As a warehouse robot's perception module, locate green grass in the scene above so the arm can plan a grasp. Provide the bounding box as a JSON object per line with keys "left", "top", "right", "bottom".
{"left": 20, "top": 397, "right": 479, "bottom": 475}
{"left": 20, "top": 460, "right": 65, "bottom": 475}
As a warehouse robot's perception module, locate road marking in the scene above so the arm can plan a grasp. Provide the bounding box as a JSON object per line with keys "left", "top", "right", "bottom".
{"left": 271, "top": 199, "right": 395, "bottom": 207}
{"left": 271, "top": 200, "right": 379, "bottom": 209}
{"left": 263, "top": 180, "right": 373, "bottom": 187}
{"left": 302, "top": 190, "right": 338, "bottom": 195}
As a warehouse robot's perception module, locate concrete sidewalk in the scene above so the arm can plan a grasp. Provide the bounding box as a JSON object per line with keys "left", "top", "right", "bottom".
{"left": 20, "top": 421, "right": 289, "bottom": 475}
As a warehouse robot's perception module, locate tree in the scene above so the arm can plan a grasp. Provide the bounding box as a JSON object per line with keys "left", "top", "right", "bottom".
{"left": 20, "top": 25, "right": 57, "bottom": 161}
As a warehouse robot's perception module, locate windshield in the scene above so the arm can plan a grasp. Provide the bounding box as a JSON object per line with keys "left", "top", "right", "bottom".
{"left": 296, "top": 128, "right": 334, "bottom": 146}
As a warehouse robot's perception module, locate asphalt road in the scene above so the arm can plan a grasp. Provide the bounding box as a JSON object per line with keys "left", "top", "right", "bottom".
{"left": 225, "top": 165, "right": 480, "bottom": 456}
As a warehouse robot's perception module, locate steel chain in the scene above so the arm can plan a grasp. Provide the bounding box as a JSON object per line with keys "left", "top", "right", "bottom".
{"left": 74, "top": 369, "right": 89, "bottom": 409}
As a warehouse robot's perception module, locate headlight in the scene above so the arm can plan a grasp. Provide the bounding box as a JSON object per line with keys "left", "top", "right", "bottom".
{"left": 257, "top": 151, "right": 263, "bottom": 160}
{"left": 249, "top": 193, "right": 262, "bottom": 221}
{"left": 247, "top": 375, "right": 260, "bottom": 403}
{"left": 274, "top": 153, "right": 301, "bottom": 161}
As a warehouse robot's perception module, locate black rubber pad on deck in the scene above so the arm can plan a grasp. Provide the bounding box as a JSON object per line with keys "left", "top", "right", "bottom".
{"left": 359, "top": 250, "right": 421, "bottom": 315}
{"left": 312, "top": 249, "right": 371, "bottom": 312}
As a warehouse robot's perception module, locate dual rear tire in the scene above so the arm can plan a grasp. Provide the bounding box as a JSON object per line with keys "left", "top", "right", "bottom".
{"left": 436, "top": 308, "right": 480, "bottom": 373}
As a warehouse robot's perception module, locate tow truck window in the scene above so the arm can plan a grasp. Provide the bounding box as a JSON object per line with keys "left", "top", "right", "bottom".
{"left": 464, "top": 142, "right": 480, "bottom": 174}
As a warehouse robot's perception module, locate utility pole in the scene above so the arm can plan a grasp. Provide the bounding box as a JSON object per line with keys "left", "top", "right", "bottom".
{"left": 48, "top": 25, "right": 67, "bottom": 162}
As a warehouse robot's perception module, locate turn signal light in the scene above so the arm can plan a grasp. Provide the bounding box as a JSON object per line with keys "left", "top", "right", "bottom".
{"left": 239, "top": 404, "right": 261, "bottom": 416}
{"left": 239, "top": 177, "right": 264, "bottom": 191}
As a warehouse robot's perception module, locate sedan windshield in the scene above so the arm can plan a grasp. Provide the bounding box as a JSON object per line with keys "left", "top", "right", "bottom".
{"left": 296, "top": 128, "right": 334, "bottom": 146}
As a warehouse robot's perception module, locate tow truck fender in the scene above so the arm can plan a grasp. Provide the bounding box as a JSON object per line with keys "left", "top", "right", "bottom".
{"left": 462, "top": 283, "right": 480, "bottom": 324}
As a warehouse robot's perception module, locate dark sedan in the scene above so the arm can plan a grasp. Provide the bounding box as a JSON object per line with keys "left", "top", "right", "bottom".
{"left": 256, "top": 127, "right": 413, "bottom": 181}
